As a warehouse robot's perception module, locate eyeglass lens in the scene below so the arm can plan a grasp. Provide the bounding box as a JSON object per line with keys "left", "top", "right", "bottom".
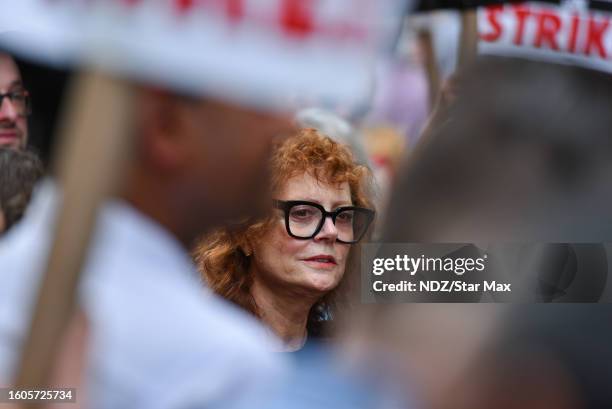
{"left": 287, "top": 204, "right": 369, "bottom": 242}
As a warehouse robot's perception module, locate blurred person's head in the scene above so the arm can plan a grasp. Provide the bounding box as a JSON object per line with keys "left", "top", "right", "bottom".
{"left": 386, "top": 57, "right": 612, "bottom": 243}
{"left": 194, "top": 128, "right": 375, "bottom": 350}
{"left": 346, "top": 58, "right": 612, "bottom": 409}
{"left": 123, "top": 88, "right": 294, "bottom": 247}
{"left": 0, "top": 53, "right": 29, "bottom": 149}
{"left": 0, "top": 148, "right": 44, "bottom": 234}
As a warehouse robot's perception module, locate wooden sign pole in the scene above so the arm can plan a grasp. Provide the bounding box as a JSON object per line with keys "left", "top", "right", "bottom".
{"left": 458, "top": 8, "right": 479, "bottom": 68}
{"left": 419, "top": 27, "right": 441, "bottom": 112}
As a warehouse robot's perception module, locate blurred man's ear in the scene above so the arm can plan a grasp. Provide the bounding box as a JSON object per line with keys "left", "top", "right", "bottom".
{"left": 135, "top": 87, "right": 194, "bottom": 174}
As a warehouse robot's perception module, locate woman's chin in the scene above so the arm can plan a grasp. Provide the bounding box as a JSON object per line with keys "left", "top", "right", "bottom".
{"left": 300, "top": 273, "right": 342, "bottom": 293}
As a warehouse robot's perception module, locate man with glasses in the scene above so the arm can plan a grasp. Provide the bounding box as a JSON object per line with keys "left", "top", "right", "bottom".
{"left": 0, "top": 52, "right": 29, "bottom": 149}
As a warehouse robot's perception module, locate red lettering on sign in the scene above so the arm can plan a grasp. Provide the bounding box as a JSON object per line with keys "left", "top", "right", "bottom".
{"left": 281, "top": 0, "right": 314, "bottom": 37}
{"left": 479, "top": 4, "right": 612, "bottom": 67}
{"left": 585, "top": 16, "right": 610, "bottom": 58}
{"left": 535, "top": 11, "right": 561, "bottom": 51}
{"left": 568, "top": 13, "right": 580, "bottom": 53}
{"left": 225, "top": 0, "right": 243, "bottom": 22}
{"left": 513, "top": 5, "right": 531, "bottom": 46}
{"left": 480, "top": 5, "right": 503, "bottom": 42}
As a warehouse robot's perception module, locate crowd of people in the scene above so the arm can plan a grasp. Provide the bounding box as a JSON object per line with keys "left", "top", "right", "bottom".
{"left": 1, "top": 17, "right": 612, "bottom": 409}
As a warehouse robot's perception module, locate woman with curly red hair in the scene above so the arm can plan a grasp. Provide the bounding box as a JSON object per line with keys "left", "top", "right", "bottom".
{"left": 193, "top": 128, "right": 375, "bottom": 351}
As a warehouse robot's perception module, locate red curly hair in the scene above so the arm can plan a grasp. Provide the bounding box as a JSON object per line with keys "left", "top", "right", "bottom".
{"left": 193, "top": 128, "right": 374, "bottom": 334}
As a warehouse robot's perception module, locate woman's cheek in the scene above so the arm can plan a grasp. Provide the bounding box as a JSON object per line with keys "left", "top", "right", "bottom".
{"left": 284, "top": 238, "right": 310, "bottom": 258}
{"left": 339, "top": 246, "right": 351, "bottom": 266}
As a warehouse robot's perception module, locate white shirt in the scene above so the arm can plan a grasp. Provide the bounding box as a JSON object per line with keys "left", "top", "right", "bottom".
{"left": 0, "top": 181, "right": 286, "bottom": 409}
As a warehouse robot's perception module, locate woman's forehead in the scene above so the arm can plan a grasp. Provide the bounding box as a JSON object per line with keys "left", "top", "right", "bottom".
{"left": 278, "top": 172, "right": 351, "bottom": 200}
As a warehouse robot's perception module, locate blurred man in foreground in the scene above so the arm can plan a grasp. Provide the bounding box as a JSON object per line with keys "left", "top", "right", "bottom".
{"left": 0, "top": 52, "right": 28, "bottom": 149}
{"left": 376, "top": 57, "right": 612, "bottom": 409}
{"left": 0, "top": 78, "right": 293, "bottom": 408}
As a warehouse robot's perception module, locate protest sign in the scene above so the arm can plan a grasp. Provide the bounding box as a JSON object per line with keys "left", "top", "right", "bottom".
{"left": 0, "top": 0, "right": 406, "bottom": 109}
{"left": 479, "top": 1, "right": 612, "bottom": 73}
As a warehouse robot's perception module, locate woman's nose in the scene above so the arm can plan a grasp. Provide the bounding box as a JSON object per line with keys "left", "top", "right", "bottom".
{"left": 315, "top": 217, "right": 338, "bottom": 241}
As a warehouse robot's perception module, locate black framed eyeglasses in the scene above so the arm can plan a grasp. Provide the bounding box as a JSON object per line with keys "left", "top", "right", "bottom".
{"left": 273, "top": 200, "right": 375, "bottom": 244}
{"left": 0, "top": 90, "right": 31, "bottom": 116}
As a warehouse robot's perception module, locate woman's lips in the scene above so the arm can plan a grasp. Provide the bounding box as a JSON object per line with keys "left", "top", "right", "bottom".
{"left": 302, "top": 255, "right": 337, "bottom": 268}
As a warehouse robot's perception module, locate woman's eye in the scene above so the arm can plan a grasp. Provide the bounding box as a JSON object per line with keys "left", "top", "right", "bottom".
{"left": 290, "top": 208, "right": 316, "bottom": 220}
{"left": 337, "top": 212, "right": 354, "bottom": 223}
